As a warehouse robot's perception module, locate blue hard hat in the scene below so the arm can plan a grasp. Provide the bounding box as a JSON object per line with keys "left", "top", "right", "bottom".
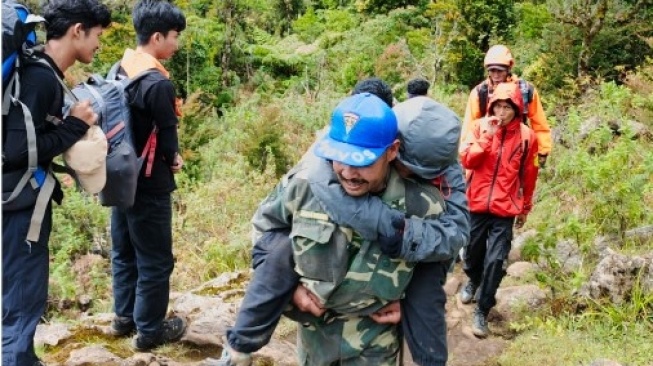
{"left": 314, "top": 93, "right": 398, "bottom": 167}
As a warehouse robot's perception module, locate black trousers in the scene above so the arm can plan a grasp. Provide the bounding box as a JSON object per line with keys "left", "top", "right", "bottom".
{"left": 463, "top": 213, "right": 514, "bottom": 314}
{"left": 2, "top": 204, "right": 52, "bottom": 366}
{"left": 111, "top": 192, "right": 174, "bottom": 337}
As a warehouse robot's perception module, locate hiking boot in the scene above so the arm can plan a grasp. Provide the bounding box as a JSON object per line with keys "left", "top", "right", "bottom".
{"left": 460, "top": 281, "right": 478, "bottom": 304}
{"left": 132, "top": 316, "right": 187, "bottom": 351}
{"left": 200, "top": 343, "right": 252, "bottom": 366}
{"left": 109, "top": 316, "right": 135, "bottom": 337}
{"left": 472, "top": 308, "right": 489, "bottom": 338}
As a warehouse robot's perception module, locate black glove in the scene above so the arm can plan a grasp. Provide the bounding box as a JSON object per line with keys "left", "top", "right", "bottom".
{"left": 538, "top": 154, "right": 548, "bottom": 168}
{"left": 377, "top": 211, "right": 405, "bottom": 258}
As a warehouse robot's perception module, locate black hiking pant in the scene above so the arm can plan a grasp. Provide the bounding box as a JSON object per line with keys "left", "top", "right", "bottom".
{"left": 463, "top": 212, "right": 515, "bottom": 314}
{"left": 111, "top": 191, "right": 174, "bottom": 337}
{"left": 2, "top": 204, "right": 52, "bottom": 366}
{"left": 226, "top": 230, "right": 298, "bottom": 353}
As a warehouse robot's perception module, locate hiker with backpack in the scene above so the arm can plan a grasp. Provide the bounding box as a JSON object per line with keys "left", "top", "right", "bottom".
{"left": 1, "top": 0, "right": 111, "bottom": 365}
{"left": 458, "top": 81, "right": 540, "bottom": 338}
{"left": 107, "top": 0, "right": 188, "bottom": 351}
{"left": 461, "top": 44, "right": 552, "bottom": 167}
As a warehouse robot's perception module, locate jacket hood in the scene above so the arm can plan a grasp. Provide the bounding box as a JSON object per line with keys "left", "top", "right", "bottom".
{"left": 393, "top": 96, "right": 461, "bottom": 179}
{"left": 120, "top": 48, "right": 170, "bottom": 79}
{"left": 488, "top": 82, "right": 523, "bottom": 120}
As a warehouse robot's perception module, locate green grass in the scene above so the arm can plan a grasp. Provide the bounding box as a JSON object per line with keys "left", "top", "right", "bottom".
{"left": 498, "top": 318, "right": 653, "bottom": 365}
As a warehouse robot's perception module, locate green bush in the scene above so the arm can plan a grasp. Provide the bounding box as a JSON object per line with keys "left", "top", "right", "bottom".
{"left": 50, "top": 186, "right": 111, "bottom": 302}
{"left": 292, "top": 7, "right": 325, "bottom": 43}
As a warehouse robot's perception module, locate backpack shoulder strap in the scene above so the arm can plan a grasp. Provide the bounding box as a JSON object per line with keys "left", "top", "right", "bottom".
{"left": 518, "top": 79, "right": 533, "bottom": 124}
{"left": 2, "top": 54, "right": 62, "bottom": 243}
{"left": 518, "top": 123, "right": 532, "bottom": 187}
{"left": 477, "top": 81, "right": 489, "bottom": 117}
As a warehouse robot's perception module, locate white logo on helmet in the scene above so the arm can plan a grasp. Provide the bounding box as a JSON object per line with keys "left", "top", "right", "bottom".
{"left": 315, "top": 140, "right": 377, "bottom": 164}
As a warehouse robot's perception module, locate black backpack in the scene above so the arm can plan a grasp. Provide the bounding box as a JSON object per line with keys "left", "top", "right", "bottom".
{"left": 1, "top": 0, "right": 62, "bottom": 243}
{"left": 66, "top": 62, "right": 158, "bottom": 208}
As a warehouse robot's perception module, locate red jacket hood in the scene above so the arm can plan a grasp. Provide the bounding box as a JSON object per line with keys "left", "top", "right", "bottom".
{"left": 488, "top": 82, "right": 523, "bottom": 124}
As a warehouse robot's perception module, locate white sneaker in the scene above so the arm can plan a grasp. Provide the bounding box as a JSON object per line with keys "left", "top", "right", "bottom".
{"left": 201, "top": 345, "right": 252, "bottom": 366}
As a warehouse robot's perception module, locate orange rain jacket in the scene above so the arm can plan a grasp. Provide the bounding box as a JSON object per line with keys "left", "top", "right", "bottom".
{"left": 461, "top": 75, "right": 552, "bottom": 156}
{"left": 460, "top": 83, "right": 539, "bottom": 217}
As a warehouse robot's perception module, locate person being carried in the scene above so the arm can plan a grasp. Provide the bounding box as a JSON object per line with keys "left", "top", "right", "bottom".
{"left": 461, "top": 44, "right": 552, "bottom": 167}
{"left": 213, "top": 80, "right": 469, "bottom": 366}
{"left": 458, "top": 81, "right": 540, "bottom": 338}
{"left": 108, "top": 0, "right": 187, "bottom": 351}
{"left": 2, "top": 1, "right": 111, "bottom": 365}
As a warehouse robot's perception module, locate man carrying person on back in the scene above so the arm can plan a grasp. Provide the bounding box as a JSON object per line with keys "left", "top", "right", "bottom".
{"left": 2, "top": 1, "right": 111, "bottom": 364}
{"left": 461, "top": 44, "right": 552, "bottom": 167}
{"left": 108, "top": 0, "right": 187, "bottom": 351}
{"left": 214, "top": 79, "right": 469, "bottom": 366}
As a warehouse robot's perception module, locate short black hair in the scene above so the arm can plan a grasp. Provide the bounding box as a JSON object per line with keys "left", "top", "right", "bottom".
{"left": 352, "top": 77, "right": 394, "bottom": 107}
{"left": 43, "top": 0, "right": 111, "bottom": 41}
{"left": 407, "top": 78, "right": 430, "bottom": 97}
{"left": 133, "top": 0, "right": 187, "bottom": 45}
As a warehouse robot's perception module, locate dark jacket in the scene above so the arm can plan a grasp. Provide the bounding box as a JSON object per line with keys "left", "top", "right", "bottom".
{"left": 2, "top": 52, "right": 90, "bottom": 204}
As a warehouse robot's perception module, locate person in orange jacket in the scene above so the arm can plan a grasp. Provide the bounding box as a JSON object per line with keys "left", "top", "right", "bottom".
{"left": 458, "top": 82, "right": 540, "bottom": 338}
{"left": 461, "top": 45, "right": 552, "bottom": 167}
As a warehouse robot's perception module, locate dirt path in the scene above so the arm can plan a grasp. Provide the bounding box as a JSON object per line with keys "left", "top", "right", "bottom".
{"left": 402, "top": 268, "right": 510, "bottom": 366}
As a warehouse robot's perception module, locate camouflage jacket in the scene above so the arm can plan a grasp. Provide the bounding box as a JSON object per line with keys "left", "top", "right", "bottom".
{"left": 251, "top": 158, "right": 445, "bottom": 364}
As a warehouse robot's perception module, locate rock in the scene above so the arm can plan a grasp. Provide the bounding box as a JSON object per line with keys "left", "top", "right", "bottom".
{"left": 579, "top": 116, "right": 602, "bottom": 141}
{"left": 506, "top": 261, "right": 536, "bottom": 279}
{"left": 71, "top": 254, "right": 106, "bottom": 294}
{"left": 65, "top": 345, "right": 121, "bottom": 366}
{"left": 34, "top": 323, "right": 71, "bottom": 347}
{"left": 509, "top": 229, "right": 537, "bottom": 262}
{"left": 579, "top": 252, "right": 653, "bottom": 303}
{"left": 77, "top": 294, "right": 92, "bottom": 312}
{"left": 554, "top": 239, "right": 583, "bottom": 273}
{"left": 180, "top": 301, "right": 236, "bottom": 346}
{"left": 494, "top": 285, "right": 548, "bottom": 322}
{"left": 610, "top": 119, "right": 651, "bottom": 139}
{"left": 444, "top": 275, "right": 462, "bottom": 297}
{"left": 122, "top": 353, "right": 155, "bottom": 366}
{"left": 625, "top": 225, "right": 653, "bottom": 242}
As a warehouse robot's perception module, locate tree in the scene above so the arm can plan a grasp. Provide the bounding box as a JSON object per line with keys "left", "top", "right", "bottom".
{"left": 548, "top": 0, "right": 653, "bottom": 80}
{"left": 356, "top": 0, "right": 426, "bottom": 14}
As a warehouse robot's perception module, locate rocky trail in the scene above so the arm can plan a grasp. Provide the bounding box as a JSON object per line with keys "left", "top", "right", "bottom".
{"left": 37, "top": 228, "right": 652, "bottom": 365}
{"left": 37, "top": 266, "right": 545, "bottom": 366}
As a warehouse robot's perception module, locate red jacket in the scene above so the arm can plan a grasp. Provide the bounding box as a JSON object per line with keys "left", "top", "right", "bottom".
{"left": 460, "top": 84, "right": 539, "bottom": 217}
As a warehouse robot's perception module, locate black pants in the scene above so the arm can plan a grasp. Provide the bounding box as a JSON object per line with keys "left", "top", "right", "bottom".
{"left": 463, "top": 213, "right": 514, "bottom": 314}
{"left": 2, "top": 204, "right": 52, "bottom": 366}
{"left": 111, "top": 192, "right": 174, "bottom": 337}
{"left": 227, "top": 231, "right": 449, "bottom": 366}
{"left": 226, "top": 230, "right": 298, "bottom": 353}
{"left": 401, "top": 261, "right": 449, "bottom": 366}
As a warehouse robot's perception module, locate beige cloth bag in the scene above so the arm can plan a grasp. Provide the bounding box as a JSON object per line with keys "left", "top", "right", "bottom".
{"left": 63, "top": 125, "right": 107, "bottom": 193}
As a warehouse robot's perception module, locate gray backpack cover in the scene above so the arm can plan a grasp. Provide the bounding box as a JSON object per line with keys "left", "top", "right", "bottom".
{"left": 68, "top": 63, "right": 155, "bottom": 208}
